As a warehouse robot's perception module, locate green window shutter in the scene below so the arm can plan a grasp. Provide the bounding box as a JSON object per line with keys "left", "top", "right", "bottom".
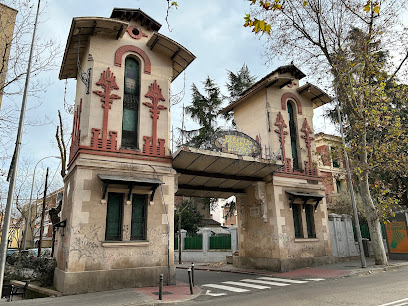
{"left": 292, "top": 204, "right": 303, "bottom": 238}
{"left": 305, "top": 205, "right": 316, "bottom": 238}
{"left": 131, "top": 195, "right": 146, "bottom": 240}
{"left": 105, "top": 193, "right": 123, "bottom": 241}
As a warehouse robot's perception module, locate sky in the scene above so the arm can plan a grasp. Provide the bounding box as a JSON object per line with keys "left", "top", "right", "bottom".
{"left": 0, "top": 0, "right": 336, "bottom": 197}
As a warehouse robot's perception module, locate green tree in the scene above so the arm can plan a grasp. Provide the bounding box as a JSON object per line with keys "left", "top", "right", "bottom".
{"left": 243, "top": 0, "right": 408, "bottom": 265}
{"left": 174, "top": 199, "right": 202, "bottom": 235}
{"left": 180, "top": 76, "right": 224, "bottom": 149}
{"left": 226, "top": 63, "right": 256, "bottom": 102}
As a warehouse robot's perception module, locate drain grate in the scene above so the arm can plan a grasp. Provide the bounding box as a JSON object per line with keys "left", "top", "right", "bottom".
{"left": 152, "top": 291, "right": 172, "bottom": 296}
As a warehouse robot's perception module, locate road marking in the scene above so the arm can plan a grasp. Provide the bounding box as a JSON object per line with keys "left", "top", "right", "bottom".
{"left": 205, "top": 290, "right": 227, "bottom": 297}
{"left": 380, "top": 298, "right": 408, "bottom": 306}
{"left": 304, "top": 278, "right": 325, "bottom": 281}
{"left": 240, "top": 279, "right": 290, "bottom": 286}
{"left": 222, "top": 281, "right": 271, "bottom": 289}
{"left": 202, "top": 284, "right": 250, "bottom": 293}
{"left": 258, "top": 277, "right": 308, "bottom": 284}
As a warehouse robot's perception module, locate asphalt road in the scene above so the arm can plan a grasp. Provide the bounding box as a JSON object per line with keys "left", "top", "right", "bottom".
{"left": 177, "top": 267, "right": 408, "bottom": 305}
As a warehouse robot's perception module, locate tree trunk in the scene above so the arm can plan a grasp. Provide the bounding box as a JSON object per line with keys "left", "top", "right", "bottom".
{"left": 359, "top": 133, "right": 387, "bottom": 265}
{"left": 360, "top": 176, "right": 387, "bottom": 265}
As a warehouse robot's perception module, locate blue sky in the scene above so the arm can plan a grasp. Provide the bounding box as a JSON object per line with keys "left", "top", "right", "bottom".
{"left": 1, "top": 0, "right": 335, "bottom": 196}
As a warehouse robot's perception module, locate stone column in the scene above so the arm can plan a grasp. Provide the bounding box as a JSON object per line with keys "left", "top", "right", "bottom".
{"left": 236, "top": 194, "right": 247, "bottom": 231}
{"left": 230, "top": 226, "right": 238, "bottom": 253}
{"left": 253, "top": 182, "right": 267, "bottom": 223}
{"left": 202, "top": 228, "right": 211, "bottom": 254}
{"left": 180, "top": 229, "right": 187, "bottom": 251}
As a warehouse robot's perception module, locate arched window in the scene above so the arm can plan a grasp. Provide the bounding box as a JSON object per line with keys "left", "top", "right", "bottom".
{"left": 287, "top": 101, "right": 299, "bottom": 169}
{"left": 122, "top": 57, "right": 140, "bottom": 149}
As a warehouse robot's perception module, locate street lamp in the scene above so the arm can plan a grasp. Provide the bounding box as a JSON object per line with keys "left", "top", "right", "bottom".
{"left": 22, "top": 156, "right": 61, "bottom": 251}
{"left": 336, "top": 63, "right": 367, "bottom": 268}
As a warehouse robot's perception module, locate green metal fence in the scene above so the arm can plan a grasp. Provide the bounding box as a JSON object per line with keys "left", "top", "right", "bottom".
{"left": 174, "top": 236, "right": 178, "bottom": 250}
{"left": 353, "top": 223, "right": 386, "bottom": 241}
{"left": 184, "top": 235, "right": 203, "bottom": 250}
{"left": 209, "top": 235, "right": 231, "bottom": 250}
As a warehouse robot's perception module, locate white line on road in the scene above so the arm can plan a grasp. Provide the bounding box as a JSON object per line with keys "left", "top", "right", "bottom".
{"left": 205, "top": 290, "right": 227, "bottom": 297}
{"left": 202, "top": 284, "right": 250, "bottom": 293}
{"left": 379, "top": 298, "right": 408, "bottom": 306}
{"left": 304, "top": 278, "right": 325, "bottom": 281}
{"left": 258, "top": 277, "right": 308, "bottom": 284}
{"left": 240, "top": 279, "right": 290, "bottom": 286}
{"left": 222, "top": 281, "right": 271, "bottom": 289}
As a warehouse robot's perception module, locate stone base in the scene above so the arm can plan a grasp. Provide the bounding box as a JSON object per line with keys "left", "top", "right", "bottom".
{"left": 233, "top": 255, "right": 336, "bottom": 272}
{"left": 54, "top": 265, "right": 175, "bottom": 295}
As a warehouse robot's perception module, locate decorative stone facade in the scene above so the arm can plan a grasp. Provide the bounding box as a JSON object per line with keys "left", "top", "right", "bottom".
{"left": 54, "top": 8, "right": 195, "bottom": 295}
{"left": 221, "top": 65, "right": 335, "bottom": 271}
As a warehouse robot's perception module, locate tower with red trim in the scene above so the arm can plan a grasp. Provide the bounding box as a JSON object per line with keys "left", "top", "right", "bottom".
{"left": 56, "top": 8, "right": 195, "bottom": 295}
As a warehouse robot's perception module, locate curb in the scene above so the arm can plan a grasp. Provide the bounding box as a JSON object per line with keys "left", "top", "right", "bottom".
{"left": 176, "top": 262, "right": 408, "bottom": 279}
{"left": 176, "top": 265, "right": 289, "bottom": 277}
{"left": 349, "top": 262, "right": 408, "bottom": 277}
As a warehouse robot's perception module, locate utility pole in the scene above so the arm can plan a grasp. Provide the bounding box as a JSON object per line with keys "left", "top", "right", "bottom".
{"left": 0, "top": 0, "right": 41, "bottom": 297}
{"left": 38, "top": 167, "right": 49, "bottom": 257}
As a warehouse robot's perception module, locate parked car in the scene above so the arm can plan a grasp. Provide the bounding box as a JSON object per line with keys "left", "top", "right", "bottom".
{"left": 6, "top": 248, "right": 52, "bottom": 265}
{"left": 6, "top": 249, "right": 25, "bottom": 265}
{"left": 27, "top": 248, "right": 51, "bottom": 258}
{"left": 5, "top": 248, "right": 18, "bottom": 264}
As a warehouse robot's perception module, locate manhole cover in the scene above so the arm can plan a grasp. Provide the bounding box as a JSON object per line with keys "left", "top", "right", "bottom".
{"left": 152, "top": 291, "right": 172, "bottom": 296}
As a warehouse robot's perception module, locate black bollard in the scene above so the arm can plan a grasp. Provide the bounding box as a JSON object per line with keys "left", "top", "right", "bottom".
{"left": 159, "top": 274, "right": 163, "bottom": 300}
{"left": 187, "top": 267, "right": 193, "bottom": 294}
{"left": 191, "top": 262, "right": 195, "bottom": 287}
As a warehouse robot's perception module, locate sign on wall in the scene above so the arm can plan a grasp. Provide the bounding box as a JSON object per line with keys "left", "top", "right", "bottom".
{"left": 386, "top": 221, "right": 408, "bottom": 253}
{"left": 213, "top": 131, "right": 261, "bottom": 157}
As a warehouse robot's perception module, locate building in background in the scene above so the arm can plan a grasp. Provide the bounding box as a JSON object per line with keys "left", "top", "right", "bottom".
{"left": 315, "top": 133, "right": 346, "bottom": 206}
{"left": 21, "top": 187, "right": 63, "bottom": 249}
{"left": 0, "top": 3, "right": 17, "bottom": 108}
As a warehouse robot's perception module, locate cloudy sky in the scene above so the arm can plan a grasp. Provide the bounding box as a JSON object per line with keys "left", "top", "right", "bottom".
{"left": 1, "top": 0, "right": 335, "bottom": 195}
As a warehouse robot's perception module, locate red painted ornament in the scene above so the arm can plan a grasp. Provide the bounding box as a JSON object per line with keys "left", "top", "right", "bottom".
{"left": 142, "top": 80, "right": 167, "bottom": 156}
{"left": 301, "top": 118, "right": 318, "bottom": 176}
{"left": 281, "top": 93, "right": 302, "bottom": 115}
{"left": 274, "top": 112, "right": 292, "bottom": 173}
{"left": 92, "top": 67, "right": 121, "bottom": 151}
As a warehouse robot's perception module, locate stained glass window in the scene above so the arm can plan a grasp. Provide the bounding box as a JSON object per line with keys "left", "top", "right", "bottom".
{"left": 122, "top": 57, "right": 140, "bottom": 149}
{"left": 287, "top": 102, "right": 299, "bottom": 169}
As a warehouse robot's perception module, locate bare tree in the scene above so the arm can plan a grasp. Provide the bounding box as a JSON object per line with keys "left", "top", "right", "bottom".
{"left": 0, "top": 0, "right": 60, "bottom": 99}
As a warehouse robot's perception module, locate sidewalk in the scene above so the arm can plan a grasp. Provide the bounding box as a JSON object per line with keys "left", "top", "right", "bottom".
{"left": 5, "top": 282, "right": 201, "bottom": 305}
{"left": 4, "top": 258, "right": 407, "bottom": 305}
{"left": 176, "top": 258, "right": 408, "bottom": 279}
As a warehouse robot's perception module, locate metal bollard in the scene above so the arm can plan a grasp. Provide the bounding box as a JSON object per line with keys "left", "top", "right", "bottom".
{"left": 159, "top": 274, "right": 163, "bottom": 300}
{"left": 191, "top": 262, "right": 195, "bottom": 287}
{"left": 187, "top": 267, "right": 193, "bottom": 294}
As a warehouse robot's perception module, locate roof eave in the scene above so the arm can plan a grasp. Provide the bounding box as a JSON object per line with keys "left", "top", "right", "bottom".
{"left": 147, "top": 32, "right": 196, "bottom": 82}
{"left": 59, "top": 17, "right": 129, "bottom": 80}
